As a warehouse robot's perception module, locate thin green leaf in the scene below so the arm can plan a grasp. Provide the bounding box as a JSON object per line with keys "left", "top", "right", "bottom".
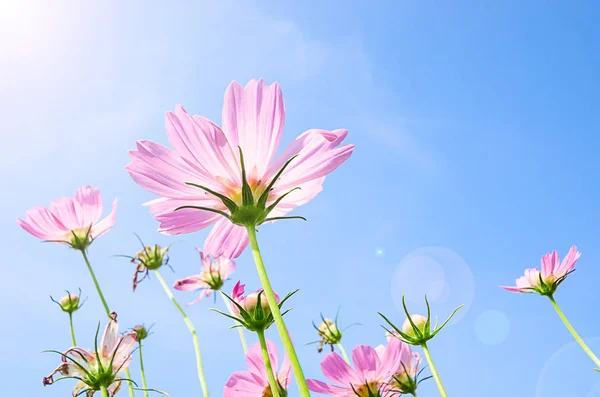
{"left": 257, "top": 154, "right": 299, "bottom": 208}
{"left": 262, "top": 216, "right": 307, "bottom": 223}
{"left": 265, "top": 187, "right": 301, "bottom": 213}
{"left": 237, "top": 147, "right": 255, "bottom": 206}
{"left": 174, "top": 205, "right": 231, "bottom": 220}
{"left": 185, "top": 182, "right": 238, "bottom": 213}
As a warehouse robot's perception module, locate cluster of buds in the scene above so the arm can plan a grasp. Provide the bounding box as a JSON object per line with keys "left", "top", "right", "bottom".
{"left": 51, "top": 289, "right": 85, "bottom": 314}
{"left": 216, "top": 281, "right": 297, "bottom": 332}
{"left": 379, "top": 296, "right": 462, "bottom": 346}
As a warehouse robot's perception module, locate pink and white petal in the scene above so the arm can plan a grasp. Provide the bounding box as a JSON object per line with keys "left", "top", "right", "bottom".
{"left": 72, "top": 380, "right": 88, "bottom": 396}
{"left": 224, "top": 371, "right": 267, "bottom": 397}
{"left": 215, "top": 256, "right": 236, "bottom": 279}
{"left": 351, "top": 345, "right": 379, "bottom": 381}
{"left": 100, "top": 319, "right": 119, "bottom": 359}
{"left": 222, "top": 79, "right": 285, "bottom": 178}
{"left": 112, "top": 332, "right": 138, "bottom": 366}
{"left": 91, "top": 198, "right": 117, "bottom": 239}
{"left": 278, "top": 354, "right": 292, "bottom": 389}
{"left": 173, "top": 275, "right": 207, "bottom": 292}
{"left": 541, "top": 252, "right": 556, "bottom": 278}
{"left": 75, "top": 186, "right": 104, "bottom": 225}
{"left": 145, "top": 198, "right": 220, "bottom": 235}
{"left": 50, "top": 197, "right": 84, "bottom": 231}
{"left": 64, "top": 347, "right": 95, "bottom": 363}
{"left": 204, "top": 218, "right": 249, "bottom": 259}
{"left": 557, "top": 245, "right": 581, "bottom": 277}
{"left": 379, "top": 337, "right": 407, "bottom": 378}
{"left": 107, "top": 378, "right": 122, "bottom": 396}
{"left": 374, "top": 345, "right": 386, "bottom": 361}
{"left": 515, "top": 275, "right": 532, "bottom": 289}
{"left": 321, "top": 352, "right": 361, "bottom": 386}
{"left": 245, "top": 342, "right": 269, "bottom": 383}
{"left": 18, "top": 206, "right": 68, "bottom": 240}
{"left": 500, "top": 285, "right": 527, "bottom": 293}
{"left": 307, "top": 379, "right": 353, "bottom": 395}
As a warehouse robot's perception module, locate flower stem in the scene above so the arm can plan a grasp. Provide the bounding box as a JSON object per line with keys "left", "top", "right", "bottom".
{"left": 100, "top": 385, "right": 110, "bottom": 397}
{"left": 337, "top": 343, "right": 350, "bottom": 364}
{"left": 421, "top": 343, "right": 448, "bottom": 397}
{"left": 79, "top": 249, "right": 135, "bottom": 397}
{"left": 80, "top": 249, "right": 111, "bottom": 318}
{"left": 549, "top": 295, "right": 600, "bottom": 368}
{"left": 138, "top": 342, "right": 150, "bottom": 397}
{"left": 256, "top": 329, "right": 281, "bottom": 397}
{"left": 68, "top": 313, "right": 77, "bottom": 346}
{"left": 245, "top": 226, "right": 310, "bottom": 397}
{"left": 220, "top": 292, "right": 248, "bottom": 353}
{"left": 154, "top": 269, "right": 210, "bottom": 396}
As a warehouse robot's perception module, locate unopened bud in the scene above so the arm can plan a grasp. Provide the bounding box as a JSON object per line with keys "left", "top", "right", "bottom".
{"left": 317, "top": 319, "right": 342, "bottom": 344}
{"left": 58, "top": 294, "right": 81, "bottom": 314}
{"left": 402, "top": 314, "right": 428, "bottom": 338}
{"left": 132, "top": 325, "right": 149, "bottom": 340}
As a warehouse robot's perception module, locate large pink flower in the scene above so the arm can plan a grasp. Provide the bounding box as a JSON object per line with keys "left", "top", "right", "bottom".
{"left": 173, "top": 249, "right": 235, "bottom": 304}
{"left": 18, "top": 186, "right": 117, "bottom": 249}
{"left": 307, "top": 337, "right": 407, "bottom": 397}
{"left": 224, "top": 340, "right": 292, "bottom": 397}
{"left": 126, "top": 79, "right": 354, "bottom": 258}
{"left": 501, "top": 245, "right": 581, "bottom": 295}
{"left": 43, "top": 313, "right": 138, "bottom": 396}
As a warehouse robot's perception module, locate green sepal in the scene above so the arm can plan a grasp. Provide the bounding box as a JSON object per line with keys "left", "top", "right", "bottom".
{"left": 256, "top": 154, "right": 299, "bottom": 209}
{"left": 237, "top": 147, "right": 255, "bottom": 206}
{"left": 185, "top": 182, "right": 238, "bottom": 213}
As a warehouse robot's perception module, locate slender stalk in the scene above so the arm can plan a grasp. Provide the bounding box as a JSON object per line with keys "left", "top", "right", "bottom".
{"left": 80, "top": 249, "right": 111, "bottom": 317}
{"left": 68, "top": 313, "right": 77, "bottom": 346}
{"left": 220, "top": 292, "right": 248, "bottom": 353}
{"left": 138, "top": 342, "right": 150, "bottom": 397}
{"left": 245, "top": 226, "right": 310, "bottom": 397}
{"left": 421, "top": 343, "right": 448, "bottom": 397}
{"left": 256, "top": 330, "right": 281, "bottom": 397}
{"left": 337, "top": 343, "right": 350, "bottom": 364}
{"left": 100, "top": 385, "right": 110, "bottom": 397}
{"left": 79, "top": 249, "right": 135, "bottom": 397}
{"left": 154, "top": 269, "right": 210, "bottom": 396}
{"left": 549, "top": 295, "right": 600, "bottom": 367}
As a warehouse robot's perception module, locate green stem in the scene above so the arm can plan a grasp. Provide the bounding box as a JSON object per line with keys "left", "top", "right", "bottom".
{"left": 138, "top": 342, "right": 150, "bottom": 397}
{"left": 549, "top": 295, "right": 600, "bottom": 368}
{"left": 421, "top": 343, "right": 448, "bottom": 397}
{"left": 256, "top": 330, "right": 281, "bottom": 397}
{"left": 337, "top": 342, "right": 350, "bottom": 364}
{"left": 245, "top": 226, "right": 310, "bottom": 397}
{"left": 79, "top": 249, "right": 135, "bottom": 397}
{"left": 220, "top": 292, "right": 248, "bottom": 353}
{"left": 100, "top": 385, "right": 110, "bottom": 397}
{"left": 154, "top": 269, "right": 210, "bottom": 396}
{"left": 68, "top": 313, "right": 77, "bottom": 346}
{"left": 80, "top": 249, "right": 111, "bottom": 318}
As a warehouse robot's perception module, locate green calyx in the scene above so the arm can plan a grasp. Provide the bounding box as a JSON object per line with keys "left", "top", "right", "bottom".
{"left": 213, "top": 289, "right": 298, "bottom": 333}
{"left": 69, "top": 227, "right": 93, "bottom": 251}
{"left": 135, "top": 245, "right": 168, "bottom": 271}
{"left": 51, "top": 288, "right": 86, "bottom": 314}
{"left": 378, "top": 295, "right": 463, "bottom": 346}
{"left": 176, "top": 147, "right": 306, "bottom": 227}
{"left": 532, "top": 271, "right": 574, "bottom": 297}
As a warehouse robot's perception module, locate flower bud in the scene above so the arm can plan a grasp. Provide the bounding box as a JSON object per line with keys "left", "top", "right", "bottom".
{"left": 132, "top": 325, "right": 149, "bottom": 341}
{"left": 402, "top": 314, "right": 428, "bottom": 338}
{"left": 317, "top": 318, "right": 342, "bottom": 344}
{"left": 243, "top": 290, "right": 275, "bottom": 317}
{"left": 135, "top": 245, "right": 168, "bottom": 270}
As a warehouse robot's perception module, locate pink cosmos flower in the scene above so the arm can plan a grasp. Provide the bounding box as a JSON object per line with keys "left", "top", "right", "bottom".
{"left": 126, "top": 79, "right": 354, "bottom": 258}
{"left": 230, "top": 281, "right": 280, "bottom": 319}
{"left": 18, "top": 186, "right": 117, "bottom": 250}
{"left": 501, "top": 245, "right": 581, "bottom": 295}
{"left": 224, "top": 340, "right": 292, "bottom": 397}
{"left": 307, "top": 337, "right": 407, "bottom": 397}
{"left": 173, "top": 249, "right": 235, "bottom": 304}
{"left": 43, "top": 313, "right": 138, "bottom": 396}
{"left": 377, "top": 336, "right": 422, "bottom": 395}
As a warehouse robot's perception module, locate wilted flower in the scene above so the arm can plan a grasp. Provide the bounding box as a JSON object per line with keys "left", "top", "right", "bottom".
{"left": 216, "top": 281, "right": 296, "bottom": 332}
{"left": 307, "top": 337, "right": 406, "bottom": 397}
{"left": 501, "top": 245, "right": 581, "bottom": 296}
{"left": 43, "top": 313, "right": 137, "bottom": 396}
{"left": 18, "top": 186, "right": 117, "bottom": 250}
{"left": 173, "top": 249, "right": 235, "bottom": 304}
{"left": 126, "top": 79, "right": 354, "bottom": 259}
{"left": 125, "top": 243, "right": 169, "bottom": 291}
{"left": 224, "top": 340, "right": 291, "bottom": 397}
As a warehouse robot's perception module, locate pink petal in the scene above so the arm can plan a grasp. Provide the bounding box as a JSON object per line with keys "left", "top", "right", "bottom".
{"left": 306, "top": 379, "right": 352, "bottom": 395}
{"left": 232, "top": 281, "right": 245, "bottom": 301}
{"left": 107, "top": 379, "right": 123, "bottom": 396}
{"left": 278, "top": 354, "right": 292, "bottom": 389}
{"left": 222, "top": 79, "right": 285, "bottom": 178}
{"left": 557, "top": 245, "right": 581, "bottom": 277}
{"left": 378, "top": 337, "right": 405, "bottom": 379}
{"left": 18, "top": 206, "right": 67, "bottom": 241}
{"left": 112, "top": 332, "right": 138, "bottom": 368}
{"left": 321, "top": 352, "right": 360, "bottom": 386}
{"left": 224, "top": 371, "right": 266, "bottom": 397}
{"left": 204, "top": 218, "right": 249, "bottom": 259}
{"left": 245, "top": 342, "right": 270, "bottom": 384}
{"left": 500, "top": 285, "right": 526, "bottom": 293}
{"left": 91, "top": 198, "right": 117, "bottom": 239}
{"left": 541, "top": 252, "right": 556, "bottom": 278}
{"left": 351, "top": 345, "right": 379, "bottom": 381}
{"left": 173, "top": 275, "right": 206, "bottom": 292}
{"left": 145, "top": 197, "right": 220, "bottom": 235}
{"left": 64, "top": 347, "right": 95, "bottom": 363}
{"left": 215, "top": 255, "right": 236, "bottom": 279}
{"left": 50, "top": 197, "right": 84, "bottom": 231}
{"left": 75, "top": 186, "right": 104, "bottom": 225}
{"left": 100, "top": 319, "right": 119, "bottom": 359}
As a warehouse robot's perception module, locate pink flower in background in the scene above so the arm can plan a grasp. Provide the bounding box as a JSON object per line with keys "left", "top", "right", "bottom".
{"left": 224, "top": 340, "right": 291, "bottom": 397}
{"left": 18, "top": 186, "right": 117, "bottom": 250}
{"left": 173, "top": 249, "right": 235, "bottom": 304}
{"left": 501, "top": 245, "right": 581, "bottom": 295}
{"left": 376, "top": 338, "right": 422, "bottom": 395}
{"left": 307, "top": 337, "right": 406, "bottom": 397}
{"left": 43, "top": 313, "right": 137, "bottom": 396}
{"left": 126, "top": 79, "right": 354, "bottom": 258}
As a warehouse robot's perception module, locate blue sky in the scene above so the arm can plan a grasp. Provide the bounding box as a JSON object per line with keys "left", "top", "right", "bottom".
{"left": 2, "top": 0, "right": 600, "bottom": 396}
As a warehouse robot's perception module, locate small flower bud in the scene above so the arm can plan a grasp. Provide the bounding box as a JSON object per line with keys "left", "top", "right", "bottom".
{"left": 132, "top": 325, "right": 149, "bottom": 340}
{"left": 135, "top": 245, "right": 168, "bottom": 270}
{"left": 317, "top": 318, "right": 342, "bottom": 344}
{"left": 243, "top": 291, "right": 273, "bottom": 317}
{"left": 58, "top": 294, "right": 81, "bottom": 313}
{"left": 402, "top": 314, "right": 428, "bottom": 338}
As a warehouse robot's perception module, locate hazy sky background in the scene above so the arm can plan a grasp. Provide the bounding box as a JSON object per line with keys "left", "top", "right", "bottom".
{"left": 2, "top": 1, "right": 600, "bottom": 396}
